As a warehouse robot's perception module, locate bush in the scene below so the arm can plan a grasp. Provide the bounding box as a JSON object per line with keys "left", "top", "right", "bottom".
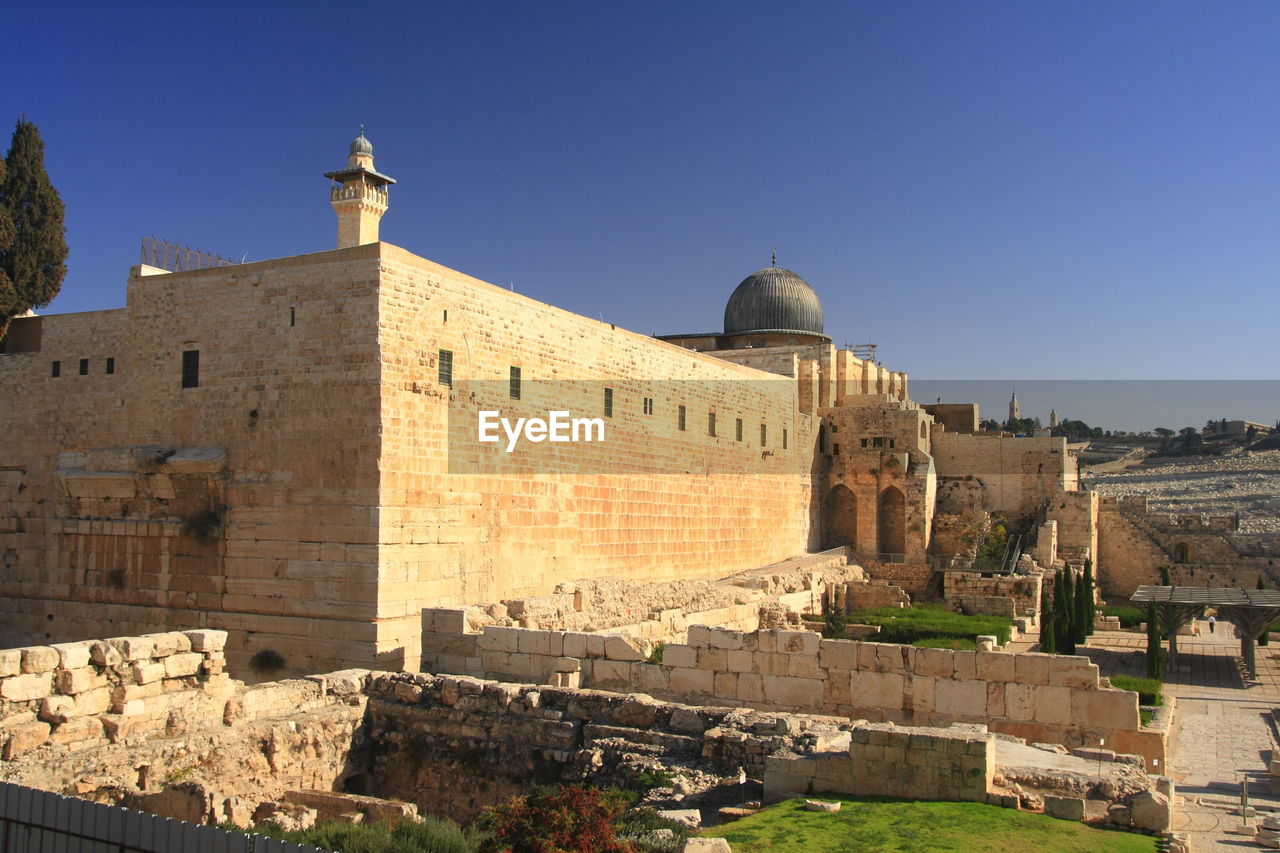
{"left": 847, "top": 604, "right": 1012, "bottom": 646}
{"left": 1104, "top": 605, "right": 1145, "bottom": 628}
{"left": 478, "top": 785, "right": 636, "bottom": 853}
{"left": 1109, "top": 675, "right": 1163, "bottom": 707}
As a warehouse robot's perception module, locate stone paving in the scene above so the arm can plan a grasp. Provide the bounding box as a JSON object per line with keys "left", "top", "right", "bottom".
{"left": 1078, "top": 623, "right": 1280, "bottom": 851}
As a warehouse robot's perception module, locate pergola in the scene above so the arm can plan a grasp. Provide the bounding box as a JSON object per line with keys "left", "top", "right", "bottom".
{"left": 1130, "top": 586, "right": 1280, "bottom": 679}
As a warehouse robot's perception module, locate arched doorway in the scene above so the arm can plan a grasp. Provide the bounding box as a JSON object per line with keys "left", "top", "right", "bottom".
{"left": 1175, "top": 542, "right": 1192, "bottom": 564}
{"left": 878, "top": 486, "right": 906, "bottom": 557}
{"left": 823, "top": 485, "right": 858, "bottom": 550}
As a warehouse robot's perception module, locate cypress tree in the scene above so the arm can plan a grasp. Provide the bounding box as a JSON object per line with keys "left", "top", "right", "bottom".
{"left": 1073, "top": 568, "right": 1088, "bottom": 645}
{"left": 1159, "top": 565, "right": 1172, "bottom": 586}
{"left": 1055, "top": 569, "right": 1076, "bottom": 655}
{"left": 0, "top": 154, "right": 11, "bottom": 313}
{"left": 1259, "top": 576, "right": 1270, "bottom": 646}
{"left": 1145, "top": 602, "right": 1163, "bottom": 679}
{"left": 0, "top": 117, "right": 67, "bottom": 339}
{"left": 1039, "top": 583, "right": 1056, "bottom": 654}
{"left": 1082, "top": 559, "right": 1096, "bottom": 637}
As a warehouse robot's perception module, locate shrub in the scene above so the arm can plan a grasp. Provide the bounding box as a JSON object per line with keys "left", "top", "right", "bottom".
{"left": 847, "top": 603, "right": 1012, "bottom": 646}
{"left": 647, "top": 642, "right": 665, "bottom": 664}
{"left": 1110, "top": 675, "right": 1163, "bottom": 707}
{"left": 242, "top": 817, "right": 484, "bottom": 852}
{"left": 478, "top": 785, "right": 636, "bottom": 853}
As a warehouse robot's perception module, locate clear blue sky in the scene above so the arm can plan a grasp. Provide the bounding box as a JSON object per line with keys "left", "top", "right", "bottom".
{"left": 4, "top": 2, "right": 1278, "bottom": 403}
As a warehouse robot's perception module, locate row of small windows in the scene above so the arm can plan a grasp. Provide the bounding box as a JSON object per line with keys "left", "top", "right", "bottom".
{"left": 51, "top": 358, "right": 115, "bottom": 377}
{"left": 438, "top": 350, "right": 792, "bottom": 450}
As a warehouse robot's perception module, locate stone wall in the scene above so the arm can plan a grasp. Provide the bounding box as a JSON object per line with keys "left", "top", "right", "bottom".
{"left": 763, "top": 722, "right": 994, "bottom": 803}
{"left": 932, "top": 434, "right": 1078, "bottom": 519}
{"left": 943, "top": 572, "right": 1042, "bottom": 617}
{"left": 0, "top": 629, "right": 233, "bottom": 759}
{"left": 419, "top": 623, "right": 1163, "bottom": 768}
{"left": 858, "top": 561, "right": 935, "bottom": 595}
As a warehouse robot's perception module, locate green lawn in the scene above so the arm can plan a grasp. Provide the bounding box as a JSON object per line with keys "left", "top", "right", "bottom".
{"left": 700, "top": 796, "right": 1157, "bottom": 853}
{"left": 848, "top": 603, "right": 1013, "bottom": 645}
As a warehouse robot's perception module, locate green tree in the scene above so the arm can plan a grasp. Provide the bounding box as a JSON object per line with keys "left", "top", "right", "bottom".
{"left": 1260, "top": 575, "right": 1270, "bottom": 646}
{"left": 1054, "top": 570, "right": 1076, "bottom": 655}
{"left": 1080, "top": 559, "right": 1096, "bottom": 637}
{"left": 0, "top": 118, "right": 67, "bottom": 339}
{"left": 1072, "top": 567, "right": 1088, "bottom": 645}
{"left": 1145, "top": 603, "right": 1163, "bottom": 679}
{"left": 1039, "top": 584, "right": 1056, "bottom": 654}
{"left": 1159, "top": 565, "right": 1172, "bottom": 586}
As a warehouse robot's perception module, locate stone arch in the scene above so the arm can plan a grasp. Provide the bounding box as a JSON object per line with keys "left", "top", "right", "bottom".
{"left": 823, "top": 485, "right": 858, "bottom": 550}
{"left": 1175, "top": 542, "right": 1192, "bottom": 564}
{"left": 878, "top": 486, "right": 906, "bottom": 557}
{"left": 920, "top": 422, "right": 927, "bottom": 439}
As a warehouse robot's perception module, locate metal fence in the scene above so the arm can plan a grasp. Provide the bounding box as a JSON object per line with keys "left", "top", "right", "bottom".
{"left": 0, "top": 782, "right": 333, "bottom": 853}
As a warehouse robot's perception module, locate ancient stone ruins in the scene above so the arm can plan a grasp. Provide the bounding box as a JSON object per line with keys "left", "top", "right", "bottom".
{"left": 3, "top": 132, "right": 1255, "bottom": 847}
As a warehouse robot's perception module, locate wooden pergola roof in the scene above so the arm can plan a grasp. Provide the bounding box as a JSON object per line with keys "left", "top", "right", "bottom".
{"left": 1129, "top": 585, "right": 1280, "bottom": 678}
{"left": 1131, "top": 586, "right": 1280, "bottom": 608}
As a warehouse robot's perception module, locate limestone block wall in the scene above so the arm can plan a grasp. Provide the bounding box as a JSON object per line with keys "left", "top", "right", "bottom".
{"left": 1046, "top": 491, "right": 1098, "bottom": 564}
{"left": 943, "top": 572, "right": 1042, "bottom": 617}
{"left": 858, "top": 562, "right": 934, "bottom": 595}
{"left": 764, "top": 722, "right": 994, "bottom": 803}
{"left": 0, "top": 629, "right": 232, "bottom": 759}
{"left": 418, "top": 622, "right": 1163, "bottom": 768}
{"left": 932, "top": 434, "right": 1078, "bottom": 518}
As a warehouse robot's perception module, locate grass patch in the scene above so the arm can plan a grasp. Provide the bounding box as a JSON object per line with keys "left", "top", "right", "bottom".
{"left": 1104, "top": 605, "right": 1145, "bottom": 628}
{"left": 1109, "top": 675, "right": 1163, "bottom": 706}
{"left": 245, "top": 817, "right": 485, "bottom": 852}
{"left": 912, "top": 637, "right": 977, "bottom": 650}
{"left": 701, "top": 795, "right": 1157, "bottom": 853}
{"left": 847, "top": 603, "right": 1012, "bottom": 646}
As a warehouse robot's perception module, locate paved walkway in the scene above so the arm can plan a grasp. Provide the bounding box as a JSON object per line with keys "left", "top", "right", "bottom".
{"left": 1078, "top": 623, "right": 1280, "bottom": 851}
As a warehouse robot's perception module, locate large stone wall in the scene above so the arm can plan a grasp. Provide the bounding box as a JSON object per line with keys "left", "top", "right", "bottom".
{"left": 943, "top": 572, "right": 1042, "bottom": 617}
{"left": 932, "top": 434, "right": 1079, "bottom": 519}
{"left": 419, "top": 622, "right": 1163, "bottom": 768}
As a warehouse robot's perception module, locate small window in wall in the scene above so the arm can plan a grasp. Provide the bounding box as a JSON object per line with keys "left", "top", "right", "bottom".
{"left": 889, "top": 438, "right": 896, "bottom": 449}
{"left": 678, "top": 405, "right": 687, "bottom": 431}
{"left": 51, "top": 360, "right": 60, "bottom": 378}
{"left": 604, "top": 387, "right": 614, "bottom": 417}
{"left": 708, "top": 411, "right": 717, "bottom": 437}
{"left": 736, "top": 418, "right": 744, "bottom": 442}
{"left": 819, "top": 425, "right": 826, "bottom": 453}
{"left": 861, "top": 438, "right": 869, "bottom": 448}
{"left": 105, "top": 357, "right": 115, "bottom": 374}
{"left": 289, "top": 307, "right": 296, "bottom": 327}
{"left": 872, "top": 436, "right": 883, "bottom": 448}
{"left": 79, "top": 358, "right": 89, "bottom": 375}
{"left": 834, "top": 443, "right": 841, "bottom": 455}
{"left": 783, "top": 428, "right": 788, "bottom": 450}
{"left": 642, "top": 396, "right": 653, "bottom": 415}
{"left": 443, "top": 309, "right": 449, "bottom": 324}
{"left": 181, "top": 350, "right": 200, "bottom": 389}
{"left": 760, "top": 424, "right": 767, "bottom": 446}
{"left": 438, "top": 349, "right": 453, "bottom": 386}
{"left": 509, "top": 366, "right": 521, "bottom": 399}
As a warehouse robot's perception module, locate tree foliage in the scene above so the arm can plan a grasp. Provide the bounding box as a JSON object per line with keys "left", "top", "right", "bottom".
{"left": 0, "top": 117, "right": 67, "bottom": 338}
{"left": 1039, "top": 583, "right": 1056, "bottom": 654}
{"left": 1053, "top": 569, "right": 1076, "bottom": 655}
{"left": 1079, "top": 560, "right": 1096, "bottom": 638}
{"left": 1145, "top": 603, "right": 1163, "bottom": 679}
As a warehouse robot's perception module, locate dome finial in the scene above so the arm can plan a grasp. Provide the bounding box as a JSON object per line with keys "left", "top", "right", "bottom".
{"left": 771, "top": 246, "right": 776, "bottom": 267}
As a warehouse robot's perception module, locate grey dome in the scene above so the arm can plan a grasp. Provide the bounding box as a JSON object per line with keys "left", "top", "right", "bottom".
{"left": 349, "top": 132, "right": 373, "bottom": 156}
{"left": 723, "top": 266, "right": 824, "bottom": 336}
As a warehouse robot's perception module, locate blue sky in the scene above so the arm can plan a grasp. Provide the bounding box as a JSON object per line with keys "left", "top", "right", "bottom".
{"left": 4, "top": 2, "right": 1278, "bottom": 417}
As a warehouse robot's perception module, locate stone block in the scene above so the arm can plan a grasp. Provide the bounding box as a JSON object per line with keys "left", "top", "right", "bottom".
{"left": 763, "top": 674, "right": 823, "bottom": 708}
{"left": 0, "top": 649, "right": 20, "bottom": 677}
{"left": 776, "top": 630, "right": 820, "bottom": 655}
{"left": 950, "top": 650, "right": 976, "bottom": 681}
{"left": 707, "top": 629, "right": 745, "bottom": 650}
{"left": 592, "top": 659, "right": 632, "bottom": 686}
{"left": 1005, "top": 682, "right": 1036, "bottom": 721}
{"left": 614, "top": 694, "right": 660, "bottom": 727}
{"left": 1033, "top": 685, "right": 1073, "bottom": 725}
{"left": 1048, "top": 658, "right": 1098, "bottom": 689}
{"left": 164, "top": 653, "right": 204, "bottom": 678}
{"left": 553, "top": 657, "right": 581, "bottom": 673}
{"left": 685, "top": 625, "right": 716, "bottom": 647}
{"left": 985, "top": 682, "right": 1005, "bottom": 718}
{"left": 517, "top": 630, "right": 551, "bottom": 656}
{"left": 737, "top": 673, "right": 764, "bottom": 704}
{"left": 148, "top": 632, "right": 192, "bottom": 657}
{"left": 1071, "top": 688, "right": 1139, "bottom": 731}
{"left": 669, "top": 667, "right": 715, "bottom": 697}
{"left": 1044, "top": 795, "right": 1085, "bottom": 821}
{"left": 132, "top": 660, "right": 166, "bottom": 684}
{"left": 663, "top": 644, "right": 697, "bottom": 669}
{"left": 727, "top": 649, "right": 757, "bottom": 673}
{"left": 682, "top": 839, "right": 731, "bottom": 852}
{"left": 1013, "top": 653, "right": 1050, "bottom": 686}
{"left": 107, "top": 636, "right": 155, "bottom": 662}
{"left": 50, "top": 642, "right": 93, "bottom": 670}
{"left": 51, "top": 716, "right": 105, "bottom": 747}
{"left": 604, "top": 634, "right": 647, "bottom": 662}
{"left": 39, "top": 695, "right": 77, "bottom": 723}
{"left": 848, "top": 671, "right": 904, "bottom": 711}
{"left": 562, "top": 633, "right": 589, "bottom": 659}
{"left": 934, "top": 680, "right": 987, "bottom": 717}
{"left": 914, "top": 647, "right": 953, "bottom": 679}
{"left": 184, "top": 629, "right": 228, "bottom": 652}
{"left": 670, "top": 707, "right": 706, "bottom": 733}
{"left": 89, "top": 642, "right": 122, "bottom": 667}
{"left": 714, "top": 671, "right": 739, "bottom": 699}
{"left": 818, "top": 639, "right": 857, "bottom": 670}
{"left": 1, "top": 672, "right": 53, "bottom": 702}
{"left": 2, "top": 719, "right": 51, "bottom": 758}
{"left": 1106, "top": 804, "right": 1131, "bottom": 826}
{"left": 1129, "top": 790, "right": 1171, "bottom": 832}
{"left": 75, "top": 687, "right": 112, "bottom": 716}
{"left": 20, "top": 646, "right": 59, "bottom": 674}
{"left": 975, "top": 651, "right": 1015, "bottom": 682}
{"left": 480, "top": 626, "right": 520, "bottom": 654}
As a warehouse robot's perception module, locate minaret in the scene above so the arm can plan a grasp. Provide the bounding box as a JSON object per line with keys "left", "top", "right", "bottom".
{"left": 1049, "top": 408, "right": 1059, "bottom": 428}
{"left": 1008, "top": 389, "right": 1020, "bottom": 424}
{"left": 324, "top": 128, "right": 396, "bottom": 249}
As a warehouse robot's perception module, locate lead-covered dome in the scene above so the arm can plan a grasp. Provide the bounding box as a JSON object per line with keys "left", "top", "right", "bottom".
{"left": 723, "top": 265, "right": 824, "bottom": 335}
{"left": 349, "top": 131, "right": 373, "bottom": 156}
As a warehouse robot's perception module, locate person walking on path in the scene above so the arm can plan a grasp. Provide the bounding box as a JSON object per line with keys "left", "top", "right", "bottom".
{"left": 1209, "top": 614, "right": 1217, "bottom": 634}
